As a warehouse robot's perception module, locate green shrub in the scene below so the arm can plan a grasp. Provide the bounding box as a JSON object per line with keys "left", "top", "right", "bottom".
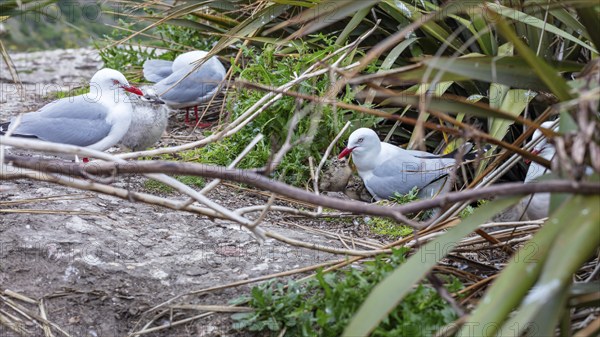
{"left": 366, "top": 217, "right": 413, "bottom": 238}
{"left": 152, "top": 35, "right": 379, "bottom": 186}
{"left": 231, "top": 248, "right": 461, "bottom": 336}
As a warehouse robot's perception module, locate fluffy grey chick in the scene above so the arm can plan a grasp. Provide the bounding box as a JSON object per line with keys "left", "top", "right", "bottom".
{"left": 319, "top": 158, "right": 353, "bottom": 192}
{"left": 119, "top": 88, "right": 170, "bottom": 151}
{"left": 319, "top": 158, "right": 373, "bottom": 202}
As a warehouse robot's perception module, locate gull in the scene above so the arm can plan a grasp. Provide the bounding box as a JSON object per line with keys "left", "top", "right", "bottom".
{"left": 338, "top": 128, "right": 459, "bottom": 200}
{"left": 143, "top": 50, "right": 226, "bottom": 127}
{"left": 1, "top": 68, "right": 144, "bottom": 160}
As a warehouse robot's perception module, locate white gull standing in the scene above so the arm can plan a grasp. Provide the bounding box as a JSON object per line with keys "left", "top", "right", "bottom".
{"left": 338, "top": 128, "right": 457, "bottom": 201}
{"left": 143, "top": 50, "right": 226, "bottom": 127}
{"left": 0, "top": 68, "right": 144, "bottom": 159}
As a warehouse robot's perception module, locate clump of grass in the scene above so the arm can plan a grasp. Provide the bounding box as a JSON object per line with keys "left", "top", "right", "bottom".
{"left": 231, "top": 248, "right": 461, "bottom": 336}
{"left": 143, "top": 176, "right": 205, "bottom": 194}
{"left": 143, "top": 179, "right": 173, "bottom": 193}
{"left": 459, "top": 205, "right": 475, "bottom": 219}
{"left": 366, "top": 217, "right": 413, "bottom": 238}
{"left": 459, "top": 200, "right": 489, "bottom": 219}
{"left": 176, "top": 175, "right": 206, "bottom": 188}
{"left": 390, "top": 186, "right": 420, "bottom": 204}
{"left": 48, "top": 86, "right": 88, "bottom": 100}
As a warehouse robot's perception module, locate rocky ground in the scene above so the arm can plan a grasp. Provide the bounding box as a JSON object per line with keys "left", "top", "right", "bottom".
{"left": 0, "top": 49, "right": 365, "bottom": 336}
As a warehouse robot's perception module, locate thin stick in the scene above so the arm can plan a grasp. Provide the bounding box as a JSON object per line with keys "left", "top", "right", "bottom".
{"left": 265, "top": 230, "right": 391, "bottom": 257}
{"left": 179, "top": 133, "right": 264, "bottom": 208}
{"left": 39, "top": 299, "right": 55, "bottom": 337}
{"left": 168, "top": 305, "right": 253, "bottom": 313}
{"left": 130, "top": 312, "right": 213, "bottom": 336}
{"left": 0, "top": 296, "right": 73, "bottom": 337}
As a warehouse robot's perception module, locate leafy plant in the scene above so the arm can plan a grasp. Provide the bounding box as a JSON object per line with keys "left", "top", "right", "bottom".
{"left": 231, "top": 248, "right": 461, "bottom": 336}
{"left": 459, "top": 200, "right": 488, "bottom": 219}
{"left": 390, "top": 186, "right": 420, "bottom": 204}
{"left": 366, "top": 217, "right": 413, "bottom": 239}
{"left": 143, "top": 175, "right": 205, "bottom": 193}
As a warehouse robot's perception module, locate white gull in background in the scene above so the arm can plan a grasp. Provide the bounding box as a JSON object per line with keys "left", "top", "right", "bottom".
{"left": 521, "top": 121, "right": 557, "bottom": 220}
{"left": 143, "top": 50, "right": 227, "bottom": 127}
{"left": 1, "top": 68, "right": 144, "bottom": 159}
{"left": 338, "top": 128, "right": 458, "bottom": 201}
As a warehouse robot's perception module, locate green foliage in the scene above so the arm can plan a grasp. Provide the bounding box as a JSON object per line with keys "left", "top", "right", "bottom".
{"left": 157, "top": 37, "right": 378, "bottom": 186}
{"left": 459, "top": 199, "right": 489, "bottom": 219}
{"left": 176, "top": 175, "right": 206, "bottom": 188}
{"left": 387, "top": 187, "right": 434, "bottom": 221}
{"left": 143, "top": 176, "right": 205, "bottom": 194}
{"left": 49, "top": 86, "right": 88, "bottom": 99}
{"left": 390, "top": 186, "right": 420, "bottom": 204}
{"left": 458, "top": 205, "right": 475, "bottom": 219}
{"left": 231, "top": 248, "right": 460, "bottom": 336}
{"left": 366, "top": 217, "right": 413, "bottom": 239}
{"left": 143, "top": 179, "right": 173, "bottom": 194}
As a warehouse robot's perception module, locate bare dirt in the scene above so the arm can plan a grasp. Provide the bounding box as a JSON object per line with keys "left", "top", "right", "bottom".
{"left": 0, "top": 49, "right": 365, "bottom": 336}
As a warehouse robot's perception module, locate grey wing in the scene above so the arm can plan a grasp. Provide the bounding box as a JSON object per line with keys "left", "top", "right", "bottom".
{"left": 368, "top": 156, "right": 455, "bottom": 198}
{"left": 12, "top": 96, "right": 113, "bottom": 147}
{"left": 155, "top": 58, "right": 226, "bottom": 104}
{"left": 405, "top": 149, "right": 436, "bottom": 158}
{"left": 143, "top": 59, "right": 174, "bottom": 82}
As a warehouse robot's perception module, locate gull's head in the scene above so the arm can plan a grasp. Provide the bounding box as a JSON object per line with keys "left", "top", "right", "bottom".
{"left": 90, "top": 68, "right": 144, "bottom": 96}
{"left": 338, "top": 128, "right": 381, "bottom": 159}
{"left": 173, "top": 50, "right": 210, "bottom": 70}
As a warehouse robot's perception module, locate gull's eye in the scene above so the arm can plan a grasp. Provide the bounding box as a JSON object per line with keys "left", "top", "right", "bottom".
{"left": 357, "top": 138, "right": 364, "bottom": 144}
{"left": 112, "top": 79, "right": 121, "bottom": 85}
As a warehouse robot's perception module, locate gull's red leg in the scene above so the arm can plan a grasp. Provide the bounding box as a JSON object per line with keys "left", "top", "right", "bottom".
{"left": 184, "top": 107, "right": 191, "bottom": 126}
{"left": 193, "top": 105, "right": 211, "bottom": 128}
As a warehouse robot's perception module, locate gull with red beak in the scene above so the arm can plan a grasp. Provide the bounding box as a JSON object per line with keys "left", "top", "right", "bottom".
{"left": 338, "top": 128, "right": 457, "bottom": 201}
{"left": 0, "top": 68, "right": 144, "bottom": 159}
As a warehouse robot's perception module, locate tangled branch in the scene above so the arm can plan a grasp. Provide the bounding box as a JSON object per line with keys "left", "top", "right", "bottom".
{"left": 3, "top": 149, "right": 598, "bottom": 230}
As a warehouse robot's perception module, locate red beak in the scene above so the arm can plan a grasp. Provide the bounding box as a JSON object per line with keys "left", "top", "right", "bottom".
{"left": 525, "top": 149, "right": 541, "bottom": 164}
{"left": 122, "top": 85, "right": 144, "bottom": 96}
{"left": 338, "top": 147, "right": 353, "bottom": 159}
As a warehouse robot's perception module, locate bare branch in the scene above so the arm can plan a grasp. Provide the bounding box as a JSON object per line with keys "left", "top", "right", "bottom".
{"left": 5, "top": 154, "right": 598, "bottom": 229}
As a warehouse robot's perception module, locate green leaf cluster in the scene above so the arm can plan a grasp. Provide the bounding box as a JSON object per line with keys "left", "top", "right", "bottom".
{"left": 232, "top": 248, "right": 461, "bottom": 336}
